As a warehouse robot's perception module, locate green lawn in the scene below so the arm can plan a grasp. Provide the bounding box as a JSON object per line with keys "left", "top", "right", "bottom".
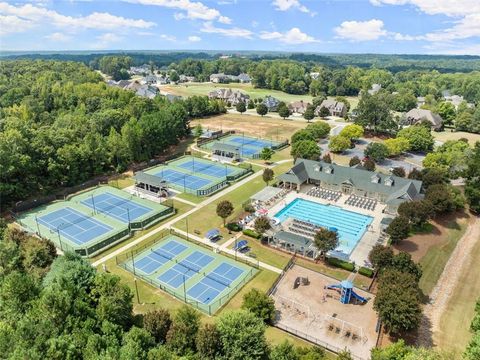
{"left": 418, "top": 217, "right": 469, "bottom": 295}
{"left": 432, "top": 130, "right": 480, "bottom": 146}
{"left": 436, "top": 230, "right": 480, "bottom": 357}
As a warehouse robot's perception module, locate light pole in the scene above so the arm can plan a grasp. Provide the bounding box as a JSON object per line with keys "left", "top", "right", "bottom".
{"left": 186, "top": 216, "right": 189, "bottom": 242}
{"left": 183, "top": 274, "right": 187, "bottom": 302}
{"left": 134, "top": 278, "right": 140, "bottom": 304}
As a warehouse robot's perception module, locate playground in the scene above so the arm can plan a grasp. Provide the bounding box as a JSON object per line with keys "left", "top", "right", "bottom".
{"left": 270, "top": 265, "right": 377, "bottom": 360}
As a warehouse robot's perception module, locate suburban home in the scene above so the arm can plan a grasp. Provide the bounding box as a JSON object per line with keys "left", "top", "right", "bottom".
{"left": 237, "top": 73, "right": 251, "bottom": 83}
{"left": 128, "top": 64, "right": 150, "bottom": 75}
{"left": 288, "top": 100, "right": 310, "bottom": 115}
{"left": 125, "top": 81, "right": 142, "bottom": 92}
{"left": 136, "top": 85, "right": 159, "bottom": 99}
{"left": 368, "top": 83, "right": 382, "bottom": 95}
{"left": 179, "top": 74, "right": 196, "bottom": 83}
{"left": 278, "top": 158, "right": 424, "bottom": 214}
{"left": 310, "top": 72, "right": 320, "bottom": 80}
{"left": 208, "top": 88, "right": 250, "bottom": 105}
{"left": 405, "top": 108, "right": 443, "bottom": 130}
{"left": 263, "top": 96, "right": 280, "bottom": 111}
{"left": 416, "top": 96, "right": 426, "bottom": 108}
{"left": 210, "top": 73, "right": 230, "bottom": 83}
{"left": 316, "top": 99, "right": 347, "bottom": 117}
{"left": 141, "top": 75, "right": 157, "bottom": 85}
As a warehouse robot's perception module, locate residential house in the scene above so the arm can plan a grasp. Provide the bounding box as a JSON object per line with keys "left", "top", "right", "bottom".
{"left": 278, "top": 158, "right": 423, "bottom": 214}
{"left": 368, "top": 84, "right": 382, "bottom": 95}
{"left": 237, "top": 73, "right": 251, "bottom": 83}
{"left": 288, "top": 100, "right": 310, "bottom": 115}
{"left": 136, "top": 85, "right": 159, "bottom": 99}
{"left": 263, "top": 96, "right": 280, "bottom": 111}
{"left": 141, "top": 75, "right": 157, "bottom": 85}
{"left": 405, "top": 108, "right": 443, "bottom": 130}
{"left": 125, "top": 81, "right": 142, "bottom": 92}
{"left": 128, "top": 64, "right": 151, "bottom": 76}
{"left": 179, "top": 74, "right": 196, "bottom": 83}
{"left": 316, "top": 99, "right": 347, "bottom": 117}
{"left": 210, "top": 73, "right": 230, "bottom": 83}
{"left": 208, "top": 88, "right": 250, "bottom": 105}
{"left": 416, "top": 96, "right": 426, "bottom": 108}
{"left": 310, "top": 72, "right": 320, "bottom": 80}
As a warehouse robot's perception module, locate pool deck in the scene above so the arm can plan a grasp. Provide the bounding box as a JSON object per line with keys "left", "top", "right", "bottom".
{"left": 267, "top": 186, "right": 388, "bottom": 267}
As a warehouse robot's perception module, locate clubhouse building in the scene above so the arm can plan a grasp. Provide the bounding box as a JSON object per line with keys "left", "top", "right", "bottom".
{"left": 278, "top": 159, "right": 423, "bottom": 214}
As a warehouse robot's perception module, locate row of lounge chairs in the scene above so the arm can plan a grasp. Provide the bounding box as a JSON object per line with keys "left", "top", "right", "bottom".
{"left": 307, "top": 187, "right": 341, "bottom": 202}
{"left": 288, "top": 219, "right": 321, "bottom": 238}
{"left": 345, "top": 195, "right": 377, "bottom": 211}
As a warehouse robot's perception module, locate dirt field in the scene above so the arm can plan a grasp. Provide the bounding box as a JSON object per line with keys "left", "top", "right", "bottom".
{"left": 271, "top": 265, "right": 378, "bottom": 360}
{"left": 191, "top": 113, "right": 308, "bottom": 140}
{"left": 432, "top": 130, "right": 480, "bottom": 146}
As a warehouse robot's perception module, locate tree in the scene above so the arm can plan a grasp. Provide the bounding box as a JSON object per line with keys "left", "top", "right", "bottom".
{"left": 355, "top": 91, "right": 397, "bottom": 134}
{"left": 328, "top": 135, "right": 350, "bottom": 153}
{"left": 436, "top": 101, "right": 456, "bottom": 126}
{"left": 248, "top": 100, "right": 255, "bottom": 109}
{"left": 196, "top": 323, "right": 223, "bottom": 360}
{"left": 241, "top": 288, "right": 276, "bottom": 324}
{"left": 260, "top": 148, "right": 274, "bottom": 162}
{"left": 385, "top": 217, "right": 410, "bottom": 244}
{"left": 270, "top": 341, "right": 299, "bottom": 360}
{"left": 318, "top": 106, "right": 330, "bottom": 118}
{"left": 236, "top": 102, "right": 247, "bottom": 114}
{"left": 313, "top": 228, "right": 339, "bottom": 260}
{"left": 390, "top": 252, "right": 422, "bottom": 282}
{"left": 291, "top": 129, "right": 316, "bottom": 144}
{"left": 368, "top": 245, "right": 393, "bottom": 272}
{"left": 363, "top": 158, "right": 376, "bottom": 171}
{"left": 397, "top": 125, "right": 434, "bottom": 152}
{"left": 322, "top": 153, "right": 332, "bottom": 163}
{"left": 143, "top": 309, "right": 172, "bottom": 344}
{"left": 120, "top": 327, "right": 155, "bottom": 360}
{"left": 254, "top": 216, "right": 271, "bottom": 235}
{"left": 465, "top": 142, "right": 480, "bottom": 213}
{"left": 397, "top": 200, "right": 433, "bottom": 227}
{"left": 364, "top": 142, "right": 389, "bottom": 162}
{"left": 278, "top": 105, "right": 291, "bottom": 119}
{"left": 455, "top": 111, "right": 474, "bottom": 132}
{"left": 339, "top": 124, "right": 364, "bottom": 141}
{"left": 391, "top": 89, "right": 417, "bottom": 112}
{"left": 216, "top": 310, "right": 269, "bottom": 360}
{"left": 256, "top": 103, "right": 268, "bottom": 116}
{"left": 408, "top": 168, "right": 423, "bottom": 180}
{"left": 193, "top": 124, "right": 203, "bottom": 138}
{"left": 305, "top": 121, "right": 331, "bottom": 139}
{"left": 303, "top": 105, "right": 315, "bottom": 122}
{"left": 262, "top": 168, "right": 274, "bottom": 185}
{"left": 216, "top": 200, "right": 234, "bottom": 226}
{"left": 291, "top": 140, "right": 321, "bottom": 160}
{"left": 337, "top": 349, "right": 354, "bottom": 360}
{"left": 349, "top": 156, "right": 361, "bottom": 167}
{"left": 384, "top": 137, "right": 411, "bottom": 157}
{"left": 374, "top": 269, "right": 422, "bottom": 334}
{"left": 391, "top": 167, "right": 406, "bottom": 177}
{"left": 422, "top": 140, "right": 470, "bottom": 178}
{"left": 426, "top": 183, "right": 465, "bottom": 214}
{"left": 166, "top": 306, "right": 200, "bottom": 355}
{"left": 421, "top": 167, "right": 448, "bottom": 189}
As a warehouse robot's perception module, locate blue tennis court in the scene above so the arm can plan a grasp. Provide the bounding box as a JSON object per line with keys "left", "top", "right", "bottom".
{"left": 134, "top": 239, "right": 188, "bottom": 275}
{"left": 37, "top": 207, "right": 112, "bottom": 245}
{"left": 176, "top": 159, "right": 235, "bottom": 178}
{"left": 228, "top": 136, "right": 274, "bottom": 149}
{"left": 158, "top": 251, "right": 214, "bottom": 288}
{"left": 81, "top": 192, "right": 152, "bottom": 223}
{"left": 153, "top": 168, "right": 212, "bottom": 190}
{"left": 187, "top": 262, "right": 245, "bottom": 304}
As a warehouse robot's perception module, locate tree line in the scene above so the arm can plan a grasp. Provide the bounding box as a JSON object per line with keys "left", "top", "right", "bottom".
{"left": 0, "top": 60, "right": 225, "bottom": 209}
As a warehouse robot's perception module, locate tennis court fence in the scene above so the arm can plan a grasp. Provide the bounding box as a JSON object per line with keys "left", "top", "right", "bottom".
{"left": 116, "top": 229, "right": 259, "bottom": 315}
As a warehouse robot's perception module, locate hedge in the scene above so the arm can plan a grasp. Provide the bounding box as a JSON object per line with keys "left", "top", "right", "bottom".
{"left": 242, "top": 229, "right": 261, "bottom": 239}
{"left": 226, "top": 222, "right": 242, "bottom": 232}
{"left": 326, "top": 257, "right": 355, "bottom": 272}
{"left": 358, "top": 266, "right": 374, "bottom": 278}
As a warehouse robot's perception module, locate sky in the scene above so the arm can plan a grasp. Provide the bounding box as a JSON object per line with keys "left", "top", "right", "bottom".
{"left": 0, "top": 0, "right": 479, "bottom": 54}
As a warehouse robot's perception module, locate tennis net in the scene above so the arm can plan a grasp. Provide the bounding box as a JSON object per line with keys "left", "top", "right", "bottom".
{"left": 204, "top": 272, "right": 230, "bottom": 287}
{"left": 177, "top": 260, "right": 201, "bottom": 274}
{"left": 152, "top": 249, "right": 174, "bottom": 262}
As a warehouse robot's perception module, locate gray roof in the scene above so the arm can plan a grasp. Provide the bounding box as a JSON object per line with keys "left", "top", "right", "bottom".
{"left": 211, "top": 142, "right": 241, "bottom": 153}
{"left": 251, "top": 186, "right": 283, "bottom": 202}
{"left": 405, "top": 109, "right": 443, "bottom": 129}
{"left": 273, "top": 230, "right": 314, "bottom": 249}
{"left": 278, "top": 159, "right": 423, "bottom": 204}
{"left": 134, "top": 172, "right": 167, "bottom": 187}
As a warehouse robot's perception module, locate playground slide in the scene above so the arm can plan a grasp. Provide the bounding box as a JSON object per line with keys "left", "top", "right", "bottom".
{"left": 326, "top": 285, "right": 341, "bottom": 290}
{"left": 350, "top": 290, "right": 367, "bottom": 303}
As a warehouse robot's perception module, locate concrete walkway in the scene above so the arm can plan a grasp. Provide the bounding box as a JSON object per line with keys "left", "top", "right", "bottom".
{"left": 92, "top": 159, "right": 291, "bottom": 268}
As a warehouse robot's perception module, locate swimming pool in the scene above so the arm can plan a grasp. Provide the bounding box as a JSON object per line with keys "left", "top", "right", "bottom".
{"left": 274, "top": 198, "right": 373, "bottom": 256}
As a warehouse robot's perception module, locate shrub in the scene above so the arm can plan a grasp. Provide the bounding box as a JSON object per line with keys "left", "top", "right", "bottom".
{"left": 226, "top": 223, "right": 242, "bottom": 232}
{"left": 326, "top": 257, "right": 355, "bottom": 272}
{"left": 358, "top": 267, "right": 374, "bottom": 278}
{"left": 242, "top": 229, "right": 261, "bottom": 239}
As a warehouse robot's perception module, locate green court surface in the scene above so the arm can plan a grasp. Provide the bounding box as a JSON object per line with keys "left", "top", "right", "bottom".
{"left": 140, "top": 155, "right": 249, "bottom": 196}
{"left": 118, "top": 234, "right": 257, "bottom": 315}
{"left": 16, "top": 186, "right": 174, "bottom": 257}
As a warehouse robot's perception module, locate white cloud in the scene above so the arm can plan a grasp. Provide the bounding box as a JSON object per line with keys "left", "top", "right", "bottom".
{"left": 272, "top": 0, "right": 313, "bottom": 14}
{"left": 126, "top": 0, "right": 231, "bottom": 23}
{"left": 0, "top": 2, "right": 155, "bottom": 34}
{"left": 425, "top": 42, "right": 480, "bottom": 55}
{"left": 200, "top": 21, "right": 253, "bottom": 38}
{"left": 160, "top": 34, "right": 176, "bottom": 41}
{"left": 188, "top": 35, "right": 201, "bottom": 42}
{"left": 334, "top": 19, "right": 387, "bottom": 41}
{"left": 45, "top": 32, "right": 71, "bottom": 42}
{"left": 0, "top": 14, "right": 34, "bottom": 35}
{"left": 260, "top": 27, "right": 319, "bottom": 44}
{"left": 93, "top": 33, "right": 123, "bottom": 49}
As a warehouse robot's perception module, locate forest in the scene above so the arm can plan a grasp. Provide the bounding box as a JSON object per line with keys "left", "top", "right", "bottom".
{"left": 0, "top": 60, "right": 226, "bottom": 209}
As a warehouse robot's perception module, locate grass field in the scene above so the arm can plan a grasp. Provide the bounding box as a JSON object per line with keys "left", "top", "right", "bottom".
{"left": 162, "top": 82, "right": 360, "bottom": 110}
{"left": 436, "top": 231, "right": 480, "bottom": 357}
{"left": 418, "top": 216, "right": 470, "bottom": 295}
{"left": 432, "top": 130, "right": 480, "bottom": 145}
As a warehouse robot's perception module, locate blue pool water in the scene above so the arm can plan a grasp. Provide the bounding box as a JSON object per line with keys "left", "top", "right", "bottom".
{"left": 274, "top": 198, "right": 373, "bottom": 256}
